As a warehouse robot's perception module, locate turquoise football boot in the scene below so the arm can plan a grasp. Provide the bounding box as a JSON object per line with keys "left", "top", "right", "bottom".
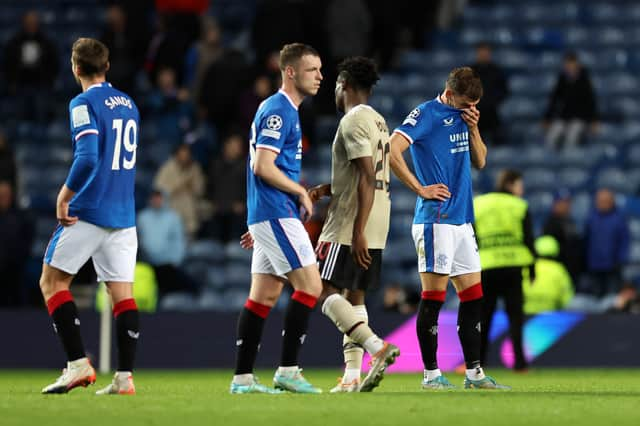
{"left": 464, "top": 375, "right": 511, "bottom": 390}
{"left": 273, "top": 369, "right": 322, "bottom": 394}
{"left": 422, "top": 375, "right": 457, "bottom": 390}
{"left": 230, "top": 375, "right": 283, "bottom": 394}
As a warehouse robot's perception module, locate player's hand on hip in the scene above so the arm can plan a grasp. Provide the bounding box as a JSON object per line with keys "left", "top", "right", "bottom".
{"left": 56, "top": 201, "right": 78, "bottom": 226}
{"left": 240, "top": 231, "right": 254, "bottom": 250}
{"left": 419, "top": 183, "right": 451, "bottom": 202}
{"left": 462, "top": 106, "right": 480, "bottom": 129}
{"left": 299, "top": 191, "right": 314, "bottom": 222}
{"left": 351, "top": 232, "right": 372, "bottom": 270}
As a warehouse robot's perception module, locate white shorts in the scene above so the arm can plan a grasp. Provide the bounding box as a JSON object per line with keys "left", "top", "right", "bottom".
{"left": 411, "top": 222, "right": 481, "bottom": 277}
{"left": 249, "top": 218, "right": 316, "bottom": 276}
{"left": 44, "top": 220, "right": 137, "bottom": 283}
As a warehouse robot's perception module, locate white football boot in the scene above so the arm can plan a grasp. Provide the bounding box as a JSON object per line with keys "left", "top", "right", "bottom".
{"left": 42, "top": 358, "right": 96, "bottom": 394}
{"left": 96, "top": 372, "right": 136, "bottom": 395}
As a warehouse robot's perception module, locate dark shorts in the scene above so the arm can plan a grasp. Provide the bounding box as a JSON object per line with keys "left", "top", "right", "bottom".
{"left": 316, "top": 241, "right": 382, "bottom": 291}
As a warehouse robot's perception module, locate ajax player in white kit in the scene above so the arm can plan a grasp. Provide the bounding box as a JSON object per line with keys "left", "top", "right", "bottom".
{"left": 40, "top": 38, "right": 140, "bottom": 395}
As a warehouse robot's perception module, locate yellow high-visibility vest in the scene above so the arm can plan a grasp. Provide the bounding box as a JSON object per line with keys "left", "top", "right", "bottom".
{"left": 473, "top": 192, "right": 534, "bottom": 270}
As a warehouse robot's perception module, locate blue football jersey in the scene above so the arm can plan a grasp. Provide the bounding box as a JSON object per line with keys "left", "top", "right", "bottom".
{"left": 394, "top": 96, "right": 474, "bottom": 225}
{"left": 247, "top": 90, "right": 303, "bottom": 225}
{"left": 68, "top": 82, "right": 139, "bottom": 228}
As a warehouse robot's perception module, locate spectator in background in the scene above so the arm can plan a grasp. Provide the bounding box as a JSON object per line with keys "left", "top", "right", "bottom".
{"left": 183, "top": 16, "right": 224, "bottom": 101}
{"left": 237, "top": 75, "right": 274, "bottom": 133}
{"left": 523, "top": 236, "right": 574, "bottom": 314}
{"left": 474, "top": 170, "right": 536, "bottom": 371}
{"left": 199, "top": 49, "right": 252, "bottom": 136}
{"left": 0, "top": 181, "right": 34, "bottom": 306}
{"left": 3, "top": 10, "right": 59, "bottom": 122}
{"left": 154, "top": 143, "right": 205, "bottom": 237}
{"left": 583, "top": 188, "right": 629, "bottom": 297}
{"left": 471, "top": 42, "right": 508, "bottom": 145}
{"left": 202, "top": 133, "right": 246, "bottom": 243}
{"left": 383, "top": 283, "right": 419, "bottom": 314}
{"left": 543, "top": 189, "right": 583, "bottom": 285}
{"left": 544, "top": 52, "right": 598, "bottom": 149}
{"left": 146, "top": 67, "right": 193, "bottom": 144}
{"left": 0, "top": 131, "right": 17, "bottom": 190}
{"left": 138, "top": 189, "right": 197, "bottom": 296}
{"left": 100, "top": 4, "right": 143, "bottom": 95}
{"left": 326, "top": 0, "right": 371, "bottom": 61}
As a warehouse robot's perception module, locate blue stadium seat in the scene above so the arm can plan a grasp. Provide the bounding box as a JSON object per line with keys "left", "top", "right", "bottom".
{"left": 224, "top": 241, "right": 251, "bottom": 262}
{"left": 224, "top": 263, "right": 250, "bottom": 287}
{"left": 557, "top": 168, "right": 590, "bottom": 191}
{"left": 523, "top": 168, "right": 556, "bottom": 191}
{"left": 596, "top": 167, "right": 635, "bottom": 194}
{"left": 392, "top": 190, "right": 417, "bottom": 214}
{"left": 520, "top": 145, "right": 553, "bottom": 167}
{"left": 187, "top": 239, "right": 225, "bottom": 263}
{"left": 526, "top": 191, "right": 553, "bottom": 217}
{"left": 159, "top": 293, "right": 198, "bottom": 312}
{"left": 198, "top": 291, "right": 224, "bottom": 310}
{"left": 205, "top": 266, "right": 227, "bottom": 290}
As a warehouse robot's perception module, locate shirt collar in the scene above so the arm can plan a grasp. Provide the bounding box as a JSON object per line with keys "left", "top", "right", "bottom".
{"left": 278, "top": 89, "right": 298, "bottom": 111}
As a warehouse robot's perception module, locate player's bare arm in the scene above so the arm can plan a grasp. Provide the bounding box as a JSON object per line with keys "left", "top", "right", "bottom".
{"left": 253, "top": 148, "right": 313, "bottom": 221}
{"left": 389, "top": 133, "right": 451, "bottom": 201}
{"left": 351, "top": 156, "right": 375, "bottom": 269}
{"left": 462, "top": 106, "right": 487, "bottom": 169}
{"left": 308, "top": 183, "right": 331, "bottom": 203}
{"left": 56, "top": 184, "right": 79, "bottom": 226}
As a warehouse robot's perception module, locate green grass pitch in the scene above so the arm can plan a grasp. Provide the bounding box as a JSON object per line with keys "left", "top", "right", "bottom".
{"left": 2, "top": 369, "right": 640, "bottom": 426}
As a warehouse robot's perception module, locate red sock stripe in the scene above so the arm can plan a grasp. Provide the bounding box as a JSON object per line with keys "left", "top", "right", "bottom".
{"left": 291, "top": 290, "right": 318, "bottom": 309}
{"left": 244, "top": 299, "right": 271, "bottom": 319}
{"left": 47, "top": 290, "right": 74, "bottom": 315}
{"left": 458, "top": 283, "right": 483, "bottom": 302}
{"left": 421, "top": 290, "right": 447, "bottom": 302}
{"left": 113, "top": 298, "right": 138, "bottom": 318}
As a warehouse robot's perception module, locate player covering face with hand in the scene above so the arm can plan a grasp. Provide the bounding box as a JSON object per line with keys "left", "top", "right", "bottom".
{"left": 389, "top": 67, "right": 510, "bottom": 390}
{"left": 308, "top": 56, "right": 399, "bottom": 393}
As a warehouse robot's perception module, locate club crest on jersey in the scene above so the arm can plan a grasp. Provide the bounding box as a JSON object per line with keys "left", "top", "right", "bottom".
{"left": 403, "top": 108, "right": 421, "bottom": 126}
{"left": 443, "top": 117, "right": 454, "bottom": 126}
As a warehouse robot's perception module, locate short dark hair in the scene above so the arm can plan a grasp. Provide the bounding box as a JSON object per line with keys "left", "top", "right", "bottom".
{"left": 337, "top": 56, "right": 380, "bottom": 91}
{"left": 72, "top": 38, "right": 109, "bottom": 76}
{"left": 446, "top": 66, "right": 483, "bottom": 100}
{"left": 496, "top": 169, "right": 522, "bottom": 192}
{"left": 278, "top": 43, "right": 319, "bottom": 71}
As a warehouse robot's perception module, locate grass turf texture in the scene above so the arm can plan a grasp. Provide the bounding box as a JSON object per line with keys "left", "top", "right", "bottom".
{"left": 2, "top": 369, "right": 640, "bottom": 426}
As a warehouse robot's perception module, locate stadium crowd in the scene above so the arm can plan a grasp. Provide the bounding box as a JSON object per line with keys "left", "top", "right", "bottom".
{"left": 0, "top": 0, "right": 639, "bottom": 314}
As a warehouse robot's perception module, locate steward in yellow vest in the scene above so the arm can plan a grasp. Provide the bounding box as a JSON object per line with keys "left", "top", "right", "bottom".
{"left": 474, "top": 169, "right": 535, "bottom": 371}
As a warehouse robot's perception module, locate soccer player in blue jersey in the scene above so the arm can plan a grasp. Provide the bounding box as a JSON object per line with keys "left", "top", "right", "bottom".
{"left": 40, "top": 38, "right": 140, "bottom": 395}
{"left": 230, "top": 43, "right": 325, "bottom": 394}
{"left": 390, "top": 67, "right": 509, "bottom": 390}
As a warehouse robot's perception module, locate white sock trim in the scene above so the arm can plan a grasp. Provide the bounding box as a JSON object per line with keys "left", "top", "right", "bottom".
{"left": 362, "top": 335, "right": 384, "bottom": 355}
{"left": 424, "top": 369, "right": 442, "bottom": 381}
{"left": 232, "top": 373, "right": 254, "bottom": 385}
{"left": 466, "top": 367, "right": 485, "bottom": 380}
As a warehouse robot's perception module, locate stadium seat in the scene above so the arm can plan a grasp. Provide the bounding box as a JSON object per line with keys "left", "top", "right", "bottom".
{"left": 523, "top": 168, "right": 556, "bottom": 191}
{"left": 187, "top": 239, "right": 225, "bottom": 263}
{"left": 159, "top": 293, "right": 198, "bottom": 312}
{"left": 557, "top": 168, "right": 590, "bottom": 191}
{"left": 596, "top": 167, "right": 635, "bottom": 194}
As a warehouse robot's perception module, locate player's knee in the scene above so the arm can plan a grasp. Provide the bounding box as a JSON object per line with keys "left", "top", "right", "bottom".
{"left": 39, "top": 275, "right": 62, "bottom": 299}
